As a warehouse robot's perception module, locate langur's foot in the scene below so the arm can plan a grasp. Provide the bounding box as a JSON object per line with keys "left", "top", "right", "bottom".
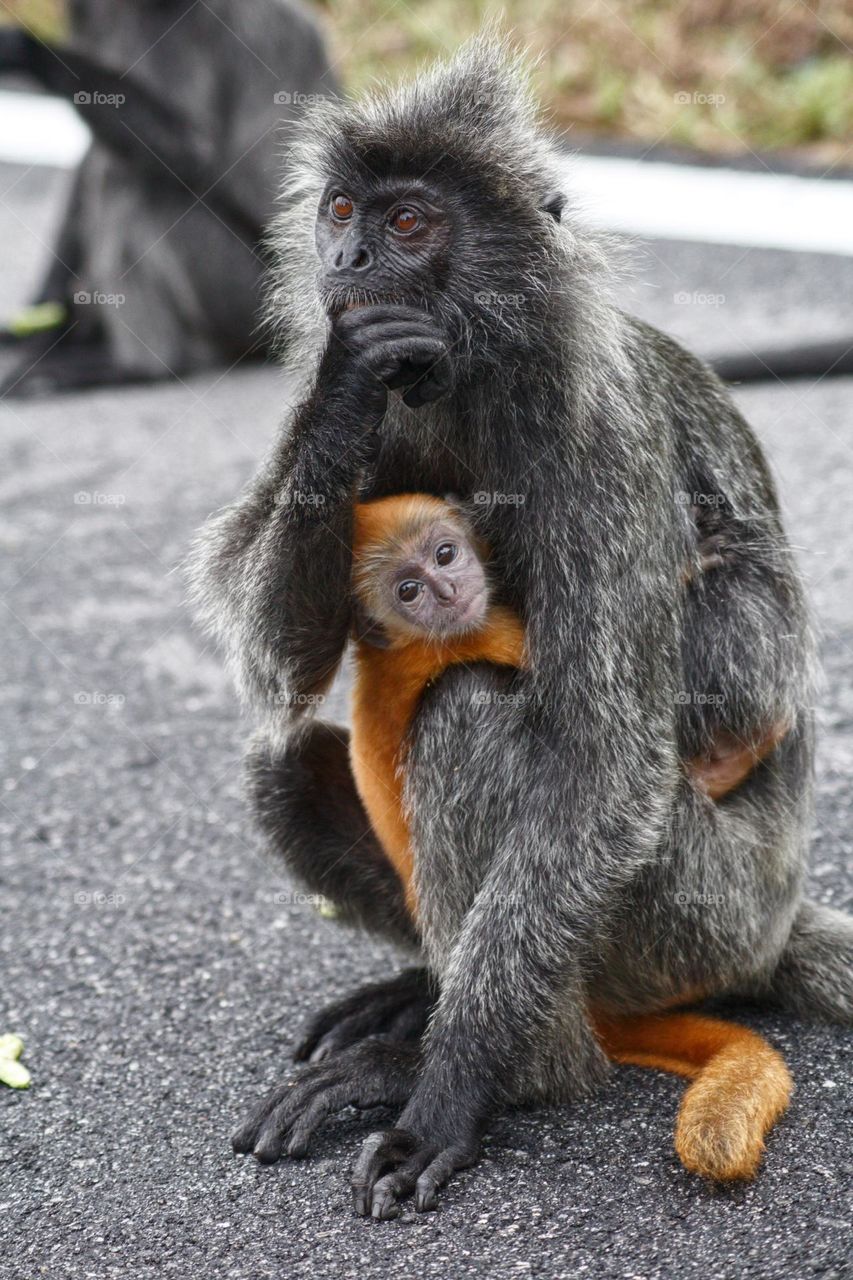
{"left": 293, "top": 968, "right": 433, "bottom": 1063}
{"left": 232, "top": 1040, "right": 420, "bottom": 1162}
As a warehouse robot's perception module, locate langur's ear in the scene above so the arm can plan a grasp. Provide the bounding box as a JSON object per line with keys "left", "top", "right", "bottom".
{"left": 541, "top": 191, "right": 566, "bottom": 223}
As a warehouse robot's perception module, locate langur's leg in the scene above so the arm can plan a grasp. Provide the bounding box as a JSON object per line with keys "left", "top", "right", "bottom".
{"left": 246, "top": 724, "right": 432, "bottom": 1058}
{"left": 0, "top": 328, "right": 152, "bottom": 398}
{"left": 745, "top": 899, "right": 853, "bottom": 1025}
{"left": 293, "top": 969, "right": 434, "bottom": 1063}
{"left": 233, "top": 723, "right": 432, "bottom": 1159}
{"left": 0, "top": 150, "right": 88, "bottom": 349}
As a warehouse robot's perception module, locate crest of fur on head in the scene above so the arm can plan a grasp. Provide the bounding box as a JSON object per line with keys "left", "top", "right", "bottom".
{"left": 352, "top": 494, "right": 491, "bottom": 646}
{"left": 264, "top": 29, "right": 624, "bottom": 378}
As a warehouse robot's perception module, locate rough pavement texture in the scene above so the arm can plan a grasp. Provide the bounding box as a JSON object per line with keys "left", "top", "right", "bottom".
{"left": 1, "top": 162, "right": 851, "bottom": 1279}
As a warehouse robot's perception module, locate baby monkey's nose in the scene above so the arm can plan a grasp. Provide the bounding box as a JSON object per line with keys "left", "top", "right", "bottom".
{"left": 436, "top": 579, "right": 457, "bottom": 603}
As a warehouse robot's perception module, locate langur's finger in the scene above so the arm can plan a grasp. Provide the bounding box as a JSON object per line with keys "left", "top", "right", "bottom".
{"left": 414, "top": 1148, "right": 461, "bottom": 1212}
{"left": 351, "top": 1129, "right": 418, "bottom": 1216}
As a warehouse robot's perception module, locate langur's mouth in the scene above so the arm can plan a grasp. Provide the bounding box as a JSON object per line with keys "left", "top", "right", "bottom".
{"left": 324, "top": 290, "right": 409, "bottom": 318}
{"left": 336, "top": 298, "right": 375, "bottom": 314}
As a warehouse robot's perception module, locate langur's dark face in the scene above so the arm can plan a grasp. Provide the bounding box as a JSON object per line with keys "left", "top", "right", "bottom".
{"left": 385, "top": 520, "right": 488, "bottom": 638}
{"left": 315, "top": 178, "right": 453, "bottom": 315}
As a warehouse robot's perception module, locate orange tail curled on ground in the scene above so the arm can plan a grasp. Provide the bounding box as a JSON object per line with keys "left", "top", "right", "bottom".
{"left": 593, "top": 1009, "right": 793, "bottom": 1181}
{"left": 349, "top": 496, "right": 794, "bottom": 1183}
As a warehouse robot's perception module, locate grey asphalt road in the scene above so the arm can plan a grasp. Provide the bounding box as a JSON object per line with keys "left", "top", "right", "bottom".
{"left": 1, "top": 161, "right": 851, "bottom": 1280}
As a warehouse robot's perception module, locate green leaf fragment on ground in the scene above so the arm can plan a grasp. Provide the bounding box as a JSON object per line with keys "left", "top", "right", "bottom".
{"left": 0, "top": 1034, "right": 24, "bottom": 1060}
{"left": 0, "top": 1058, "right": 30, "bottom": 1089}
{"left": 0, "top": 1034, "right": 30, "bottom": 1087}
{"left": 8, "top": 301, "right": 67, "bottom": 337}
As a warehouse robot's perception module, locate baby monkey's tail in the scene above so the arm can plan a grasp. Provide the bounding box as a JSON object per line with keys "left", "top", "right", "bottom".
{"left": 594, "top": 1010, "right": 792, "bottom": 1181}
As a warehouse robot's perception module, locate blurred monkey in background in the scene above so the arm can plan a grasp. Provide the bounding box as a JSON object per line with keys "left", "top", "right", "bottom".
{"left": 0, "top": 0, "right": 338, "bottom": 396}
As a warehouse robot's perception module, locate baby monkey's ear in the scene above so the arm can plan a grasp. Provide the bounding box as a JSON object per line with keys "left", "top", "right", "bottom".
{"left": 441, "top": 491, "right": 469, "bottom": 519}
{"left": 350, "top": 596, "right": 392, "bottom": 649}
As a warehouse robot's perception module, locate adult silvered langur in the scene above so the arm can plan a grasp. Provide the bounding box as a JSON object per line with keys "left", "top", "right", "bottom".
{"left": 0, "top": 0, "right": 338, "bottom": 396}
{"left": 190, "top": 37, "right": 853, "bottom": 1217}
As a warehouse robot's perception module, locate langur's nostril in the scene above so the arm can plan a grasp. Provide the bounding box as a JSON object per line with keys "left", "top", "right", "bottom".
{"left": 333, "top": 243, "right": 372, "bottom": 273}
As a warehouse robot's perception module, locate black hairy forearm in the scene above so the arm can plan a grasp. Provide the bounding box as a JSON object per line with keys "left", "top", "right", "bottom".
{"left": 190, "top": 305, "right": 451, "bottom": 720}
{"left": 190, "top": 357, "right": 381, "bottom": 717}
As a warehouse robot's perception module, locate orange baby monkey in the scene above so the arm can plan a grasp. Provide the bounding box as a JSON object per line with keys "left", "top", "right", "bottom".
{"left": 348, "top": 492, "right": 792, "bottom": 1182}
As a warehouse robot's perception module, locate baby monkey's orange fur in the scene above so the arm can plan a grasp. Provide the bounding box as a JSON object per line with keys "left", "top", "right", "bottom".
{"left": 348, "top": 494, "right": 792, "bottom": 1183}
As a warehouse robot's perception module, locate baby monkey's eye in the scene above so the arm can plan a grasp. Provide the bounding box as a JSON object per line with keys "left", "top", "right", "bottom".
{"left": 397, "top": 580, "right": 423, "bottom": 604}
{"left": 435, "top": 543, "right": 457, "bottom": 566}
{"left": 331, "top": 194, "right": 354, "bottom": 220}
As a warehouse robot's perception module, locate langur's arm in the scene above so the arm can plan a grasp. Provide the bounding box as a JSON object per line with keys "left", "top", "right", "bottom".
{"left": 190, "top": 374, "right": 375, "bottom": 717}
{"left": 0, "top": 30, "right": 260, "bottom": 241}
{"left": 190, "top": 305, "right": 451, "bottom": 720}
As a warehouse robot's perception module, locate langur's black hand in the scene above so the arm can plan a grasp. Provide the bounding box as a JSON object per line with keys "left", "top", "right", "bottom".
{"left": 322, "top": 304, "right": 452, "bottom": 424}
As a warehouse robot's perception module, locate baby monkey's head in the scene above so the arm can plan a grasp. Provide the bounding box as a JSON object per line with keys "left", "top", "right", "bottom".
{"left": 353, "top": 495, "right": 490, "bottom": 645}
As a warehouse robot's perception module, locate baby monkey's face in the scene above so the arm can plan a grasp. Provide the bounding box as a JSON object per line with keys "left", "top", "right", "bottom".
{"left": 387, "top": 519, "right": 488, "bottom": 638}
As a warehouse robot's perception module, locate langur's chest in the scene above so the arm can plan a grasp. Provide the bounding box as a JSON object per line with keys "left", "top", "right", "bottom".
{"left": 366, "top": 416, "right": 498, "bottom": 500}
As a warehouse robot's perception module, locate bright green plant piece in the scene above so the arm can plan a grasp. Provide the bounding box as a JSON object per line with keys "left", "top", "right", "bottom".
{"left": 0, "top": 1058, "right": 30, "bottom": 1089}
{"left": 8, "top": 301, "right": 67, "bottom": 337}
{"left": 0, "top": 1034, "right": 30, "bottom": 1088}
{"left": 0, "top": 1034, "right": 24, "bottom": 1060}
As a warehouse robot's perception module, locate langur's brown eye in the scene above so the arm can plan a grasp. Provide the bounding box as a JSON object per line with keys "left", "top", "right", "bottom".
{"left": 392, "top": 207, "right": 419, "bottom": 233}
{"left": 435, "top": 543, "right": 457, "bottom": 566}
{"left": 331, "top": 194, "right": 354, "bottom": 220}
{"left": 398, "top": 580, "right": 423, "bottom": 604}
